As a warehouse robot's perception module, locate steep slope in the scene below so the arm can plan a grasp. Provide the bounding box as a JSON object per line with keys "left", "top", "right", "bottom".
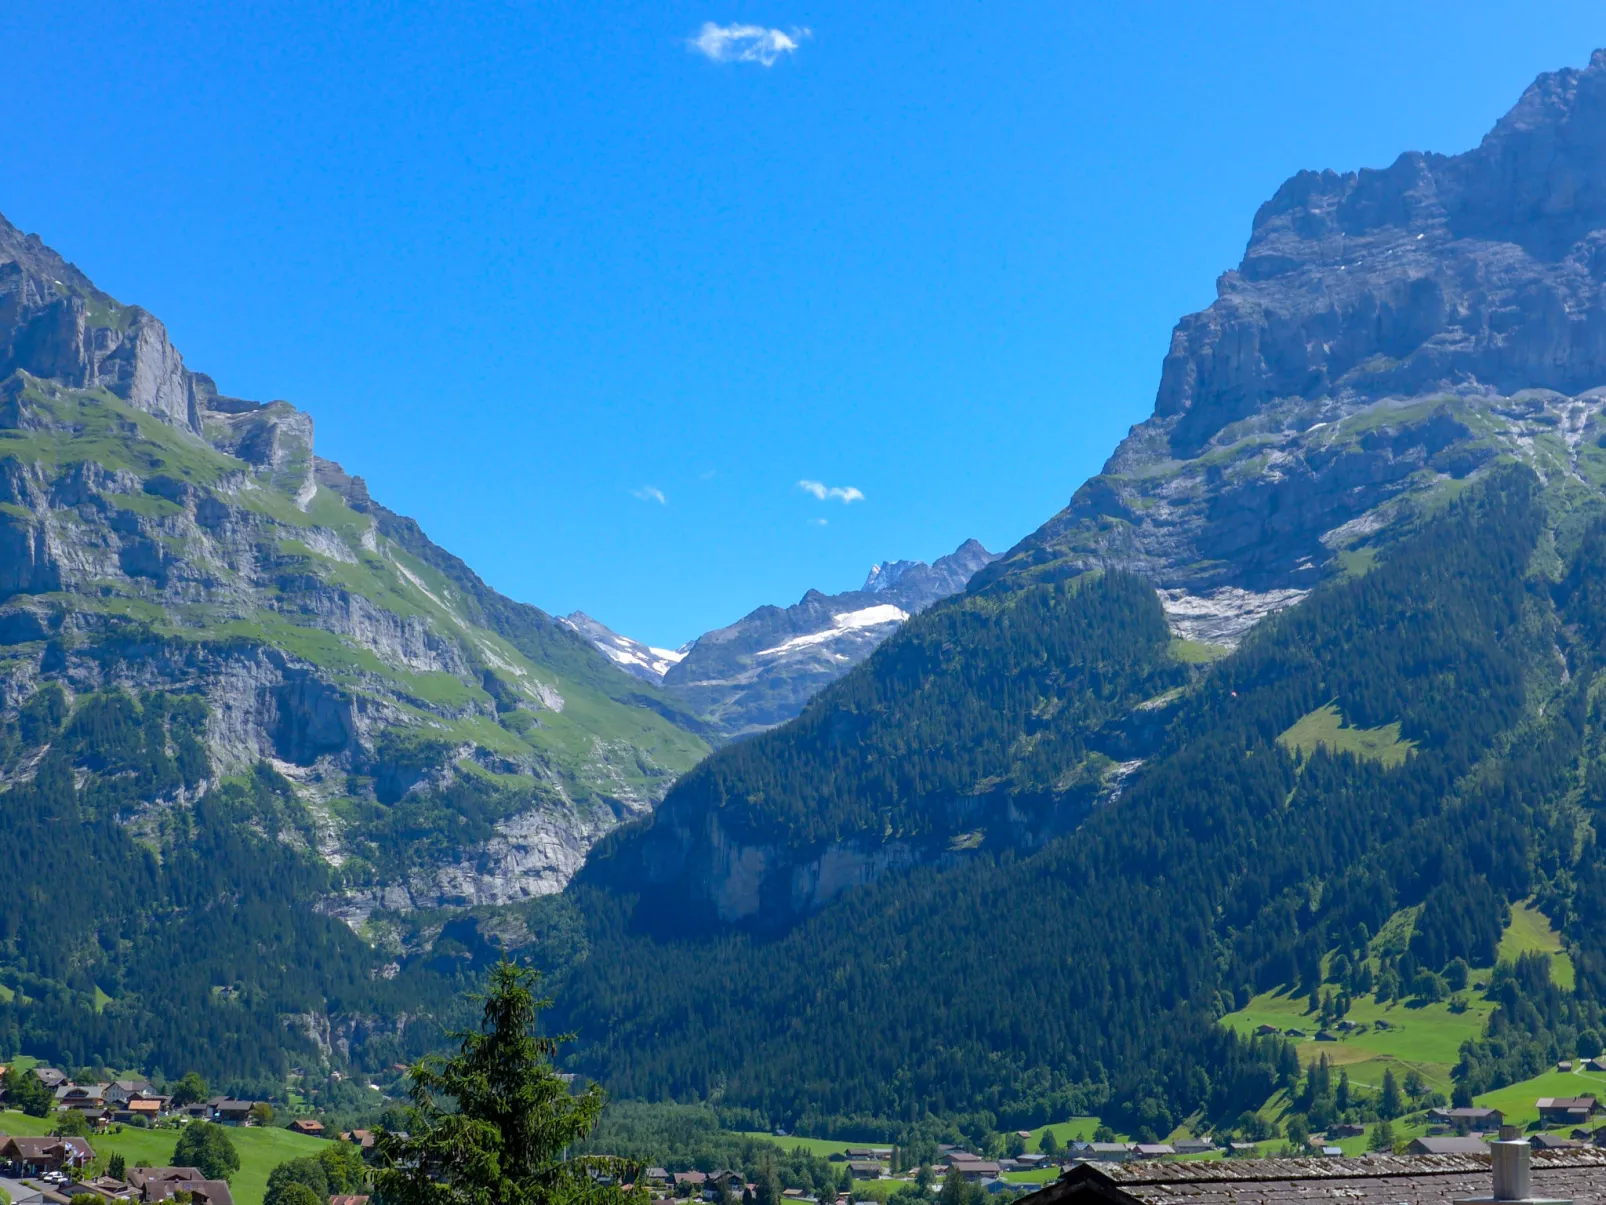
{"left": 0, "top": 210, "right": 711, "bottom": 1075}
{"left": 654, "top": 538, "right": 995, "bottom": 737}
{"left": 557, "top": 49, "right": 1606, "bottom": 1136}
{"left": 979, "top": 48, "right": 1606, "bottom": 608}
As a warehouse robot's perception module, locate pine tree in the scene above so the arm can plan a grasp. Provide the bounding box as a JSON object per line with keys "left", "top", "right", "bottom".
{"left": 375, "top": 961, "right": 642, "bottom": 1205}
{"left": 1380, "top": 1069, "right": 1402, "bottom": 1120}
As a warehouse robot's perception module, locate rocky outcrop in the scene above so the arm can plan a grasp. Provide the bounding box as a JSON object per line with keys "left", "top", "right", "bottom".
{"left": 982, "top": 49, "right": 1606, "bottom": 598}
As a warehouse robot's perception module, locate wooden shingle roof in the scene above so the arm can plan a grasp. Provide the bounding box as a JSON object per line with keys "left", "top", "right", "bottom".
{"left": 1021, "top": 1150, "right": 1606, "bottom": 1205}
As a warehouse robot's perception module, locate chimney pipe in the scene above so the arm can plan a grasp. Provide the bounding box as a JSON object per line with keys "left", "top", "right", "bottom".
{"left": 1491, "top": 1139, "right": 1531, "bottom": 1202}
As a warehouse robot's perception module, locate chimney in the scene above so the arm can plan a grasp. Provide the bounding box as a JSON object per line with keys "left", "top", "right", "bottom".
{"left": 1451, "top": 1133, "right": 1569, "bottom": 1205}
{"left": 1491, "top": 1139, "right": 1531, "bottom": 1202}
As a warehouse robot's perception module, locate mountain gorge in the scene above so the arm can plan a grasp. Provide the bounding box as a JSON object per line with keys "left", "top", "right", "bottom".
{"left": 551, "top": 49, "right": 1606, "bottom": 1137}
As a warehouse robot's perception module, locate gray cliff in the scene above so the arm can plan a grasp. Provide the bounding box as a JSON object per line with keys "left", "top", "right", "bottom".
{"left": 0, "top": 209, "right": 710, "bottom": 928}
{"left": 982, "top": 48, "right": 1606, "bottom": 640}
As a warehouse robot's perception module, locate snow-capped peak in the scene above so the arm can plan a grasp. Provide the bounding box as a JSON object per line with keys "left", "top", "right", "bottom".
{"left": 560, "top": 613, "right": 686, "bottom": 684}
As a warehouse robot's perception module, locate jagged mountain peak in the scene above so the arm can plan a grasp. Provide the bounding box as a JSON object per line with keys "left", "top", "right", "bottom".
{"left": 980, "top": 49, "right": 1606, "bottom": 609}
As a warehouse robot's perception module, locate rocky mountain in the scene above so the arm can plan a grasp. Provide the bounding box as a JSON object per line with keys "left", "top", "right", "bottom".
{"left": 601, "top": 48, "right": 1606, "bottom": 925}
{"left": 0, "top": 208, "right": 717, "bottom": 1073}
{"left": 558, "top": 49, "right": 1606, "bottom": 1135}
{"left": 558, "top": 612, "right": 687, "bottom": 684}
{"left": 980, "top": 47, "right": 1606, "bottom": 625}
{"left": 645, "top": 538, "right": 996, "bottom": 737}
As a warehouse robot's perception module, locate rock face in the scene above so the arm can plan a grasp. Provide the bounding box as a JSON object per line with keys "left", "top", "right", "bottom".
{"left": 657, "top": 538, "right": 996, "bottom": 737}
{"left": 982, "top": 48, "right": 1606, "bottom": 598}
{"left": 0, "top": 208, "right": 710, "bottom": 922}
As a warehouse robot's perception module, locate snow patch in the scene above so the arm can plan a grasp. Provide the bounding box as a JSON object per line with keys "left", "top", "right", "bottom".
{"left": 756, "top": 604, "right": 909, "bottom": 657}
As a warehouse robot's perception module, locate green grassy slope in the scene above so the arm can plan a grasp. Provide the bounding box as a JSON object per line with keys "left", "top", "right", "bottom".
{"left": 1498, "top": 902, "right": 1576, "bottom": 991}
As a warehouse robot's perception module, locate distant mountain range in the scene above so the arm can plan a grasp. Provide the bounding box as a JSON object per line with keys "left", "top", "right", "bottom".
{"left": 563, "top": 538, "right": 995, "bottom": 737}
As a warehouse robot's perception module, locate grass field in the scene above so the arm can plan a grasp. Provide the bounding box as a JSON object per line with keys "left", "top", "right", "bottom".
{"left": 1276, "top": 703, "right": 1414, "bottom": 768}
{"left": 1022, "top": 1117, "right": 1118, "bottom": 1147}
{"left": 1498, "top": 901, "right": 1576, "bottom": 990}
{"left": 1220, "top": 980, "right": 1493, "bottom": 1091}
{"left": 0, "top": 1110, "right": 330, "bottom": 1205}
{"left": 1474, "top": 1067, "right": 1606, "bottom": 1129}
{"left": 734, "top": 1133, "right": 889, "bottom": 1159}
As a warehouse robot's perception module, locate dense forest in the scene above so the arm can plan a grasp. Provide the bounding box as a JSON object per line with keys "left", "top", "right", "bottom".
{"left": 554, "top": 467, "right": 1606, "bottom": 1137}
{"left": 605, "top": 567, "right": 1185, "bottom": 852}
{"left": 0, "top": 685, "right": 472, "bottom": 1085}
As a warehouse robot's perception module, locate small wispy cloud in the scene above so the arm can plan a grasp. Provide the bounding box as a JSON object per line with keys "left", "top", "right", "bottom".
{"left": 632, "top": 485, "right": 667, "bottom": 505}
{"left": 809, "top": 517, "right": 829, "bottom": 526}
{"left": 687, "top": 21, "right": 810, "bottom": 66}
{"left": 798, "top": 479, "right": 864, "bottom": 504}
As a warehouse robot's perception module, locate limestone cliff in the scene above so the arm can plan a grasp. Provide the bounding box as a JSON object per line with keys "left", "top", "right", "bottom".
{"left": 0, "top": 209, "right": 710, "bottom": 924}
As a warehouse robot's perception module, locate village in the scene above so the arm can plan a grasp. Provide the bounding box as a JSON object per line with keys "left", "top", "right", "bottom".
{"left": 0, "top": 1064, "right": 371, "bottom": 1205}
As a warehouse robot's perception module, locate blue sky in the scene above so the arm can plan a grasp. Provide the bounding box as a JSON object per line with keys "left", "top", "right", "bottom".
{"left": 2, "top": 4, "right": 1603, "bottom": 647}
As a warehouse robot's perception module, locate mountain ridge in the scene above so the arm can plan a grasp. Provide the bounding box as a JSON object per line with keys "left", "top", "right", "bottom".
{"left": 562, "top": 537, "right": 996, "bottom": 738}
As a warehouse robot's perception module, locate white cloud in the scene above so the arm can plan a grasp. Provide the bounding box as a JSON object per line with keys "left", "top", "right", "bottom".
{"left": 632, "top": 485, "right": 667, "bottom": 504}
{"left": 687, "top": 21, "right": 810, "bottom": 66}
{"left": 809, "top": 517, "right": 829, "bottom": 526}
{"left": 798, "top": 479, "right": 864, "bottom": 504}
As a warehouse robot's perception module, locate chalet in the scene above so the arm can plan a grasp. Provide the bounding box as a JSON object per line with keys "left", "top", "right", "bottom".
{"left": 130, "top": 1170, "right": 235, "bottom": 1205}
{"left": 57, "top": 1084, "right": 110, "bottom": 1111}
{"left": 103, "top": 1081, "right": 153, "bottom": 1107}
{"left": 944, "top": 1153, "right": 982, "bottom": 1167}
{"left": 1406, "top": 1136, "right": 1487, "bottom": 1155}
{"left": 31, "top": 1068, "right": 68, "bottom": 1090}
{"left": 673, "top": 1172, "right": 708, "bottom": 1191}
{"left": 289, "top": 1120, "right": 325, "bottom": 1136}
{"left": 1327, "top": 1124, "right": 1364, "bottom": 1140}
{"left": 65, "top": 1176, "right": 135, "bottom": 1202}
{"left": 1531, "top": 1134, "right": 1584, "bottom": 1151}
{"left": 1130, "top": 1145, "right": 1174, "bottom": 1160}
{"left": 1587, "top": 1058, "right": 1606, "bottom": 1074}
{"left": 1314, "top": 1031, "right": 1338, "bottom": 1043}
{"left": 644, "top": 1169, "right": 671, "bottom": 1187}
{"left": 844, "top": 1149, "right": 889, "bottom": 1162}
{"left": 1427, "top": 1106, "right": 1504, "bottom": 1132}
{"left": 950, "top": 1162, "right": 1001, "bottom": 1182}
{"left": 848, "top": 1162, "right": 884, "bottom": 1181}
{"left": 1170, "top": 1140, "right": 1214, "bottom": 1156}
{"left": 0, "top": 1137, "right": 95, "bottom": 1176}
{"left": 116, "top": 1100, "right": 163, "bottom": 1125}
{"left": 211, "top": 1099, "right": 256, "bottom": 1126}
{"left": 329, "top": 1197, "right": 370, "bottom": 1205}
{"left": 1085, "top": 1145, "right": 1133, "bottom": 1163}
{"left": 1014, "top": 1146, "right": 1606, "bottom": 1205}
{"left": 1559, "top": 1061, "right": 1575, "bottom": 1073}
{"left": 341, "top": 1130, "right": 377, "bottom": 1151}
{"left": 1537, "top": 1096, "right": 1600, "bottom": 1125}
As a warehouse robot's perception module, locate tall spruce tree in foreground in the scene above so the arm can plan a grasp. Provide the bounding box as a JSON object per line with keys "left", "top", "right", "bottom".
{"left": 375, "top": 961, "right": 641, "bottom": 1205}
